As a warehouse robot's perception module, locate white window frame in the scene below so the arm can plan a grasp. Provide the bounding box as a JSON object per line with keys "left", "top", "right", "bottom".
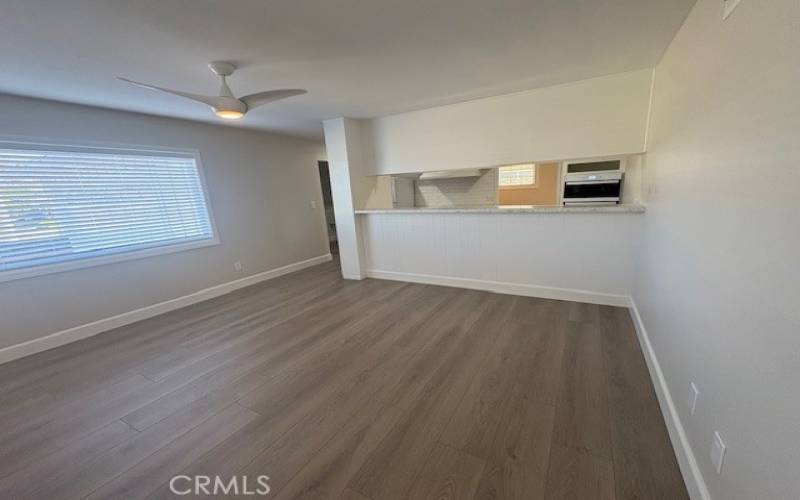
{"left": 0, "top": 137, "right": 219, "bottom": 283}
{"left": 497, "top": 164, "right": 537, "bottom": 189}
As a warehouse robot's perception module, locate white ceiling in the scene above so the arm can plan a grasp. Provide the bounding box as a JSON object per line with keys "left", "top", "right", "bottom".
{"left": 0, "top": 0, "right": 696, "bottom": 138}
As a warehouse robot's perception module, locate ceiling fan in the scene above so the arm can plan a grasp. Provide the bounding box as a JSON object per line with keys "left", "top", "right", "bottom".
{"left": 118, "top": 62, "right": 307, "bottom": 120}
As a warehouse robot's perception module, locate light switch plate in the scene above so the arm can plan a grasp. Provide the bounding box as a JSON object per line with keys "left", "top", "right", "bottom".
{"left": 689, "top": 382, "right": 700, "bottom": 416}
{"left": 710, "top": 431, "right": 726, "bottom": 474}
{"left": 723, "top": 0, "right": 743, "bottom": 20}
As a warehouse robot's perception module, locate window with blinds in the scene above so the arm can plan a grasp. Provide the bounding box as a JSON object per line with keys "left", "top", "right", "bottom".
{"left": 0, "top": 143, "right": 216, "bottom": 281}
{"left": 498, "top": 164, "right": 536, "bottom": 187}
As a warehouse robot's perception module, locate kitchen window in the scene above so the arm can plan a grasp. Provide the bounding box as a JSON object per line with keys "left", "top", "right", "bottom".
{"left": 0, "top": 142, "right": 217, "bottom": 282}
{"left": 498, "top": 164, "right": 536, "bottom": 187}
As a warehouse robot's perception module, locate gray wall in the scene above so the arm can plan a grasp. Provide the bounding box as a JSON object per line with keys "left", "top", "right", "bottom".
{"left": 634, "top": 1, "right": 800, "bottom": 498}
{"left": 0, "top": 94, "right": 329, "bottom": 350}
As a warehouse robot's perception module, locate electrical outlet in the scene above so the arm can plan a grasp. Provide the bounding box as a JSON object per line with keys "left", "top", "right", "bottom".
{"left": 310, "top": 200, "right": 317, "bottom": 209}
{"left": 723, "top": 0, "right": 743, "bottom": 20}
{"left": 234, "top": 261, "right": 242, "bottom": 272}
{"left": 710, "top": 431, "right": 727, "bottom": 474}
{"left": 689, "top": 382, "right": 700, "bottom": 416}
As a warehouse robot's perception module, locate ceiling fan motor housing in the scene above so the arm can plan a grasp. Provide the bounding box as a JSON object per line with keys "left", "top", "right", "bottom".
{"left": 208, "top": 61, "right": 236, "bottom": 77}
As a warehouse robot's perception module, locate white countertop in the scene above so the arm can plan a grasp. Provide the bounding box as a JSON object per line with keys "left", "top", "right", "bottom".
{"left": 355, "top": 204, "right": 646, "bottom": 214}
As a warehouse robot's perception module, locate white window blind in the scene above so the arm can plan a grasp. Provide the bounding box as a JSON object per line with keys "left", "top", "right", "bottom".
{"left": 498, "top": 164, "right": 536, "bottom": 187}
{"left": 0, "top": 144, "right": 216, "bottom": 279}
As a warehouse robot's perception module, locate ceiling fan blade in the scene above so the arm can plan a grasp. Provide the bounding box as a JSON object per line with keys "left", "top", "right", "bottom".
{"left": 117, "top": 77, "right": 225, "bottom": 109}
{"left": 240, "top": 89, "right": 307, "bottom": 111}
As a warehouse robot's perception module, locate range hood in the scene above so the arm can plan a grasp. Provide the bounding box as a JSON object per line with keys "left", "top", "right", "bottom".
{"left": 418, "top": 169, "right": 483, "bottom": 180}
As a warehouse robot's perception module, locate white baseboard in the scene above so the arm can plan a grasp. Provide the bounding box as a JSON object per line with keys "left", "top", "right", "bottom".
{"left": 0, "top": 254, "right": 333, "bottom": 366}
{"left": 628, "top": 298, "right": 712, "bottom": 500}
{"left": 366, "top": 269, "right": 630, "bottom": 307}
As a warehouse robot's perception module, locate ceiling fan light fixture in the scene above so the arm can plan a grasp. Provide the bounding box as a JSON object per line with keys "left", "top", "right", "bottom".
{"left": 215, "top": 109, "right": 245, "bottom": 120}
{"left": 118, "top": 62, "right": 307, "bottom": 122}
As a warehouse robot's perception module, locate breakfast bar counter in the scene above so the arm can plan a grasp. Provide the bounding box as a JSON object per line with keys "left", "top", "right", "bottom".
{"left": 355, "top": 204, "right": 645, "bottom": 214}
{"left": 354, "top": 204, "right": 645, "bottom": 306}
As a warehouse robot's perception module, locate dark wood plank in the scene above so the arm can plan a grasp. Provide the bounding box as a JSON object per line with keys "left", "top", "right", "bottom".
{"left": 599, "top": 306, "right": 689, "bottom": 500}
{"left": 0, "top": 374, "right": 156, "bottom": 479}
{"left": 403, "top": 443, "right": 485, "bottom": 500}
{"left": 228, "top": 301, "right": 458, "bottom": 496}
{"left": 267, "top": 400, "right": 404, "bottom": 500}
{"left": 339, "top": 488, "right": 372, "bottom": 500}
{"left": 9, "top": 390, "right": 242, "bottom": 499}
{"left": 0, "top": 262, "right": 688, "bottom": 500}
{"left": 84, "top": 403, "right": 258, "bottom": 499}
{"left": 379, "top": 290, "right": 498, "bottom": 411}
{"left": 233, "top": 282, "right": 434, "bottom": 418}
{"left": 552, "top": 321, "right": 613, "bottom": 460}
{"left": 347, "top": 293, "right": 515, "bottom": 500}
{"left": 509, "top": 295, "right": 562, "bottom": 326}
{"left": 0, "top": 262, "right": 344, "bottom": 396}
{"left": 467, "top": 384, "right": 556, "bottom": 500}
{"left": 0, "top": 420, "right": 138, "bottom": 498}
{"left": 439, "top": 317, "right": 528, "bottom": 457}
{"left": 513, "top": 302, "right": 570, "bottom": 406}
{"left": 544, "top": 443, "right": 615, "bottom": 500}
{"left": 146, "top": 284, "right": 457, "bottom": 499}
{"left": 120, "top": 279, "right": 418, "bottom": 432}
{"left": 568, "top": 301, "right": 600, "bottom": 323}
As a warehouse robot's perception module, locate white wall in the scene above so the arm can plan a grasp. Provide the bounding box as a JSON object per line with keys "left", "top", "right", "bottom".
{"left": 0, "top": 94, "right": 329, "bottom": 351}
{"left": 634, "top": 1, "right": 800, "bottom": 499}
{"left": 368, "top": 69, "right": 654, "bottom": 175}
{"left": 360, "top": 212, "right": 643, "bottom": 306}
{"left": 621, "top": 154, "right": 644, "bottom": 204}
{"left": 322, "top": 118, "right": 370, "bottom": 279}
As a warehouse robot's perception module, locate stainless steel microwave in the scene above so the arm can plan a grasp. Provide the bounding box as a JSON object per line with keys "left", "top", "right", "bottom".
{"left": 562, "top": 171, "right": 623, "bottom": 205}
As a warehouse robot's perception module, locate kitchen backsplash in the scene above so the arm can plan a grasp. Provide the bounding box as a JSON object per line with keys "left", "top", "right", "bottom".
{"left": 414, "top": 170, "right": 498, "bottom": 207}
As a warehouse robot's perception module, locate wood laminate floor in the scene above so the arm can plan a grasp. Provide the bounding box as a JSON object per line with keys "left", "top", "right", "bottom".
{"left": 0, "top": 260, "right": 688, "bottom": 499}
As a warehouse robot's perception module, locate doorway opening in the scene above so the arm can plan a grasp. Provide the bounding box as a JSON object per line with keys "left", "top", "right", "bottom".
{"left": 317, "top": 161, "right": 338, "bottom": 255}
